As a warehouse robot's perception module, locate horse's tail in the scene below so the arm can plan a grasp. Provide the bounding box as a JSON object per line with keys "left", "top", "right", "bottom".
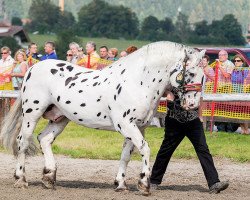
{"left": 0, "top": 97, "right": 37, "bottom": 157}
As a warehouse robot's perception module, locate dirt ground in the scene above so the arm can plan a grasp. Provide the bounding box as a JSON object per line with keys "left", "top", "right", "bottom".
{"left": 0, "top": 152, "right": 249, "bottom": 200}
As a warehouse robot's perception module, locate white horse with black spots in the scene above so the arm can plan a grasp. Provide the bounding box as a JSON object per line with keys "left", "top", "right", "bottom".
{"left": 1, "top": 41, "right": 205, "bottom": 195}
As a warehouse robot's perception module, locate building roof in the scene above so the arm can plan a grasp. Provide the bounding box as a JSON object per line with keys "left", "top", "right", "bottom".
{"left": 0, "top": 22, "right": 30, "bottom": 43}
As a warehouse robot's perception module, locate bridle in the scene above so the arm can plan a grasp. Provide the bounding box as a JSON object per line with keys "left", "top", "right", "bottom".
{"left": 175, "top": 55, "right": 202, "bottom": 104}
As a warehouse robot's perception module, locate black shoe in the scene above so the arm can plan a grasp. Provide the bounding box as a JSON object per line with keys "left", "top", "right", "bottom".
{"left": 209, "top": 181, "right": 229, "bottom": 194}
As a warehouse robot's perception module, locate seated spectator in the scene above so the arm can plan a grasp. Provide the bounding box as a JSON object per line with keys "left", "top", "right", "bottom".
{"left": 0, "top": 46, "right": 14, "bottom": 90}
{"left": 40, "top": 41, "right": 58, "bottom": 61}
{"left": 78, "top": 47, "right": 86, "bottom": 60}
{"left": 231, "top": 54, "right": 248, "bottom": 93}
{"left": 99, "top": 46, "right": 109, "bottom": 60}
{"left": 108, "top": 48, "right": 118, "bottom": 61}
{"left": 26, "top": 42, "right": 41, "bottom": 67}
{"left": 202, "top": 55, "right": 215, "bottom": 93}
{"left": 66, "top": 49, "right": 73, "bottom": 63}
{"left": 11, "top": 50, "right": 28, "bottom": 90}
{"left": 77, "top": 41, "right": 100, "bottom": 70}
{"left": 120, "top": 50, "right": 128, "bottom": 57}
{"left": 126, "top": 45, "right": 138, "bottom": 54}
{"left": 69, "top": 42, "right": 81, "bottom": 64}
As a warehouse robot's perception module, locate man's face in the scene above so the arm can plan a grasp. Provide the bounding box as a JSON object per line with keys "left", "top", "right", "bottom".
{"left": 218, "top": 51, "right": 228, "bottom": 62}
{"left": 29, "top": 45, "right": 37, "bottom": 54}
{"left": 44, "top": 44, "right": 53, "bottom": 54}
{"left": 1, "top": 50, "right": 10, "bottom": 60}
{"left": 99, "top": 48, "right": 108, "bottom": 58}
{"left": 86, "top": 44, "right": 94, "bottom": 54}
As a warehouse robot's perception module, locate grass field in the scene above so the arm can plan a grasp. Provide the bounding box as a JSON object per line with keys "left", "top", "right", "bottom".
{"left": 29, "top": 34, "right": 149, "bottom": 52}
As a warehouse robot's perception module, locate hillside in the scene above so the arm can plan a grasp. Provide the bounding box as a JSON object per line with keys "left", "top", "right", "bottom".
{"left": 3, "top": 0, "right": 250, "bottom": 33}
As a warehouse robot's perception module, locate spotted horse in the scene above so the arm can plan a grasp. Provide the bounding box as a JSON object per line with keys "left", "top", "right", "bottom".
{"left": 0, "top": 41, "right": 205, "bottom": 195}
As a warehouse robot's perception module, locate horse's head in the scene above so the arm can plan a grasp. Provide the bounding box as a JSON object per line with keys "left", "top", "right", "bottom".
{"left": 169, "top": 49, "right": 205, "bottom": 110}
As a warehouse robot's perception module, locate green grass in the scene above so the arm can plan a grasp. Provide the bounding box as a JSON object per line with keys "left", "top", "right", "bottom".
{"left": 29, "top": 34, "right": 149, "bottom": 52}
{"left": 1, "top": 119, "right": 249, "bottom": 162}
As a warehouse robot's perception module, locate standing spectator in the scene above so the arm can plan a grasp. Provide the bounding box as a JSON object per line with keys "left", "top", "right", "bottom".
{"left": 0, "top": 46, "right": 14, "bottom": 90}
{"left": 108, "top": 48, "right": 118, "bottom": 61}
{"left": 126, "top": 45, "right": 138, "bottom": 54}
{"left": 214, "top": 50, "right": 236, "bottom": 132}
{"left": 69, "top": 42, "right": 80, "bottom": 64}
{"left": 150, "top": 90, "right": 229, "bottom": 194}
{"left": 202, "top": 55, "right": 215, "bottom": 93}
{"left": 40, "top": 41, "right": 58, "bottom": 61}
{"left": 99, "top": 46, "right": 109, "bottom": 60}
{"left": 11, "top": 50, "right": 28, "bottom": 90}
{"left": 66, "top": 49, "right": 73, "bottom": 63}
{"left": 27, "top": 42, "right": 41, "bottom": 67}
{"left": 77, "top": 41, "right": 100, "bottom": 70}
{"left": 231, "top": 54, "right": 249, "bottom": 135}
{"left": 120, "top": 50, "right": 128, "bottom": 58}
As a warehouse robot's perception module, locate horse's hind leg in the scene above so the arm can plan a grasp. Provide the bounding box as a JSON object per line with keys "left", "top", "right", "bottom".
{"left": 114, "top": 138, "right": 134, "bottom": 191}
{"left": 14, "top": 117, "right": 39, "bottom": 188}
{"left": 37, "top": 118, "right": 69, "bottom": 189}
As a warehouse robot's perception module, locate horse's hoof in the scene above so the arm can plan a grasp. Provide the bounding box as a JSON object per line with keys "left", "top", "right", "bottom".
{"left": 137, "top": 179, "right": 151, "bottom": 196}
{"left": 114, "top": 179, "right": 129, "bottom": 192}
{"left": 42, "top": 168, "right": 56, "bottom": 189}
{"left": 14, "top": 177, "right": 28, "bottom": 189}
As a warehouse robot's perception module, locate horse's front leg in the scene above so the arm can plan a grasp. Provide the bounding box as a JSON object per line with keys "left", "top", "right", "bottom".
{"left": 37, "top": 118, "right": 69, "bottom": 189}
{"left": 115, "top": 138, "right": 134, "bottom": 191}
{"left": 117, "top": 125, "right": 151, "bottom": 196}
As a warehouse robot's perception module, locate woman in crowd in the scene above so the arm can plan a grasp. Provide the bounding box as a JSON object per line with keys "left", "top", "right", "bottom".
{"left": 231, "top": 54, "right": 249, "bottom": 135}
{"left": 66, "top": 49, "right": 73, "bottom": 63}
{"left": 11, "top": 50, "right": 28, "bottom": 90}
{"left": 108, "top": 48, "right": 119, "bottom": 61}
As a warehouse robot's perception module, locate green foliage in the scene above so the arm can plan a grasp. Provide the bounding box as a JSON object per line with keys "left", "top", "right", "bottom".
{"left": 77, "top": 0, "right": 139, "bottom": 39}
{"left": 26, "top": 0, "right": 76, "bottom": 34}
{"left": 11, "top": 17, "right": 22, "bottom": 26}
{"left": 55, "top": 30, "right": 81, "bottom": 60}
{"left": 0, "top": 37, "right": 21, "bottom": 54}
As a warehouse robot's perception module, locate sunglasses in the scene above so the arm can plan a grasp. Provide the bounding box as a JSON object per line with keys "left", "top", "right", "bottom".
{"left": 1, "top": 52, "right": 8, "bottom": 54}
{"left": 234, "top": 59, "right": 242, "bottom": 62}
{"left": 67, "top": 54, "right": 73, "bottom": 56}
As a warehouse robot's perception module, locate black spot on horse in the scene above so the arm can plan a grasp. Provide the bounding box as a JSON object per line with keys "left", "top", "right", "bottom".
{"left": 114, "top": 95, "right": 116, "bottom": 101}
{"left": 69, "top": 83, "right": 76, "bottom": 88}
{"left": 116, "top": 84, "right": 120, "bottom": 90}
{"left": 157, "top": 90, "right": 160, "bottom": 95}
{"left": 140, "top": 173, "right": 145, "bottom": 179}
{"left": 80, "top": 103, "right": 86, "bottom": 107}
{"left": 123, "top": 112, "right": 126, "bottom": 118}
{"left": 23, "top": 86, "right": 26, "bottom": 92}
{"left": 33, "top": 100, "right": 39, "bottom": 104}
{"left": 127, "top": 109, "right": 130, "bottom": 115}
{"left": 158, "top": 79, "right": 162, "bottom": 83}
{"left": 57, "top": 96, "right": 60, "bottom": 102}
{"left": 170, "top": 69, "right": 177, "bottom": 76}
{"left": 108, "top": 105, "right": 111, "bottom": 110}
{"left": 78, "top": 119, "right": 83, "bottom": 121}
{"left": 26, "top": 71, "right": 31, "bottom": 82}
{"left": 81, "top": 78, "right": 88, "bottom": 82}
{"left": 73, "top": 112, "right": 77, "bottom": 115}
{"left": 118, "top": 124, "right": 121, "bottom": 130}
{"left": 121, "top": 69, "right": 126, "bottom": 75}
{"left": 97, "top": 112, "right": 101, "bottom": 117}
{"left": 50, "top": 69, "right": 58, "bottom": 75}
{"left": 25, "top": 108, "right": 33, "bottom": 113}
{"left": 122, "top": 173, "right": 125, "bottom": 177}
{"left": 118, "top": 87, "right": 122, "bottom": 95}
{"left": 141, "top": 81, "right": 143, "bottom": 85}
{"left": 83, "top": 71, "right": 93, "bottom": 74}
{"left": 93, "top": 76, "right": 99, "bottom": 79}
{"left": 66, "top": 65, "right": 73, "bottom": 72}
{"left": 79, "top": 90, "right": 83, "bottom": 93}
{"left": 93, "top": 82, "right": 98, "bottom": 86}
{"left": 104, "top": 78, "right": 108, "bottom": 82}
{"left": 104, "top": 115, "right": 107, "bottom": 119}
{"left": 56, "top": 63, "right": 66, "bottom": 67}
{"left": 75, "top": 72, "right": 82, "bottom": 76}
{"left": 152, "top": 78, "right": 155, "bottom": 82}
{"left": 66, "top": 101, "right": 71, "bottom": 104}
{"left": 133, "top": 109, "right": 136, "bottom": 111}
{"left": 60, "top": 68, "right": 64, "bottom": 71}
{"left": 65, "top": 77, "right": 73, "bottom": 86}
{"left": 126, "top": 137, "right": 132, "bottom": 140}
{"left": 45, "top": 104, "right": 54, "bottom": 112}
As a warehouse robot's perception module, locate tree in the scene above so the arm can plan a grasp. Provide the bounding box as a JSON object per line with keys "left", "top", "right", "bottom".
{"left": 160, "top": 17, "right": 175, "bottom": 34}
{"left": 139, "top": 16, "right": 160, "bottom": 41}
{"left": 175, "top": 12, "right": 191, "bottom": 42}
{"left": 194, "top": 20, "right": 209, "bottom": 36}
{"left": 77, "top": 0, "right": 139, "bottom": 39}
{"left": 55, "top": 30, "right": 81, "bottom": 60}
{"left": 26, "top": 0, "right": 75, "bottom": 34}
{"left": 0, "top": 37, "right": 21, "bottom": 54}
{"left": 11, "top": 17, "right": 22, "bottom": 26}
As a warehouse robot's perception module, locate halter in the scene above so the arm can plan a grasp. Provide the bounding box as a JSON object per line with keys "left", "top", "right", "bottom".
{"left": 176, "top": 55, "right": 202, "bottom": 103}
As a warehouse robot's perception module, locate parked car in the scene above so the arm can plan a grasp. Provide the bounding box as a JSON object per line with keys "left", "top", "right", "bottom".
{"left": 197, "top": 47, "right": 250, "bottom": 65}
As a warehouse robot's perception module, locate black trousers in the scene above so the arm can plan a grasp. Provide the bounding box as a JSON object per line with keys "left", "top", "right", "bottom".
{"left": 150, "top": 116, "right": 220, "bottom": 188}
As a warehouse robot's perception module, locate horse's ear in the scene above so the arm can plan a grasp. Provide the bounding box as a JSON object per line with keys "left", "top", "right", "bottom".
{"left": 200, "top": 49, "right": 206, "bottom": 57}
